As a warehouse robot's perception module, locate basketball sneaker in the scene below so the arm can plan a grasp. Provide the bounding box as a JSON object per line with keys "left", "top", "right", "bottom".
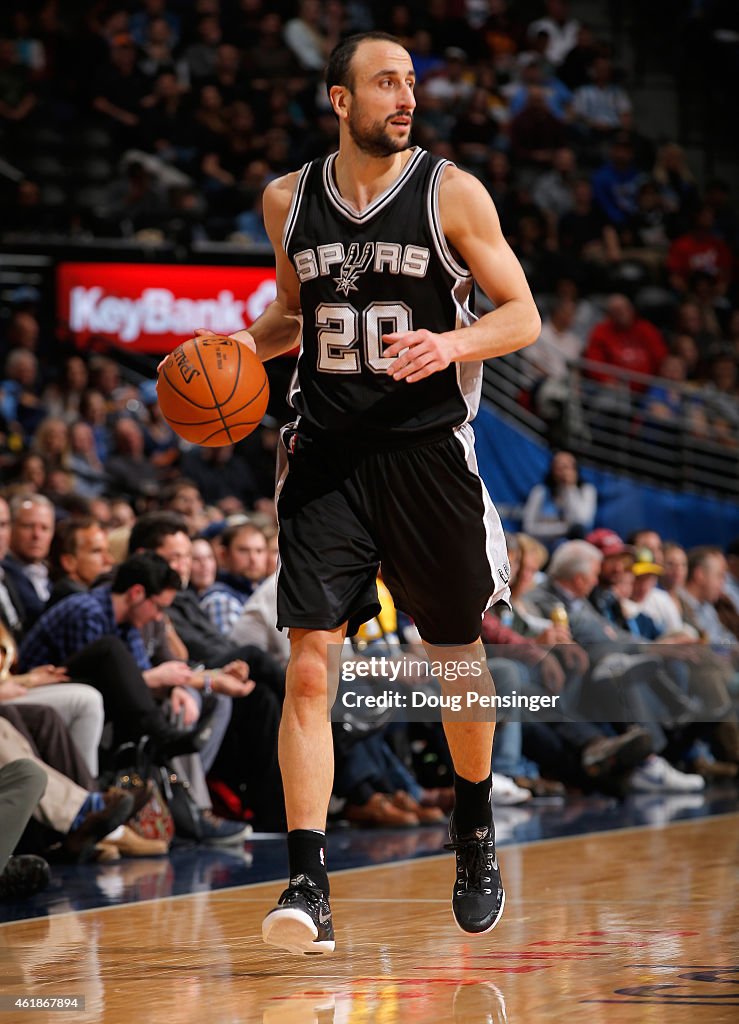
{"left": 446, "top": 813, "right": 505, "bottom": 935}
{"left": 262, "top": 875, "right": 335, "bottom": 955}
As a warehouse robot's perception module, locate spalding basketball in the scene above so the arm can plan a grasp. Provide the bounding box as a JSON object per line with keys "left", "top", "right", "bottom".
{"left": 156, "top": 335, "right": 269, "bottom": 446}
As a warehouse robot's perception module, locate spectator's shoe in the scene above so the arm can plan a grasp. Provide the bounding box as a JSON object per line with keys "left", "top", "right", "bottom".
{"left": 344, "top": 792, "right": 419, "bottom": 827}
{"left": 491, "top": 773, "right": 532, "bottom": 805}
{"left": 419, "top": 787, "right": 455, "bottom": 814}
{"left": 628, "top": 755, "right": 706, "bottom": 793}
{"left": 446, "top": 813, "right": 505, "bottom": 935}
{"left": 63, "top": 788, "right": 136, "bottom": 863}
{"left": 581, "top": 727, "right": 653, "bottom": 778}
{"left": 0, "top": 855, "right": 50, "bottom": 902}
{"left": 198, "top": 810, "right": 252, "bottom": 846}
{"left": 391, "top": 790, "right": 446, "bottom": 824}
{"left": 153, "top": 702, "right": 220, "bottom": 761}
{"left": 262, "top": 875, "right": 335, "bottom": 955}
{"left": 513, "top": 776, "right": 566, "bottom": 798}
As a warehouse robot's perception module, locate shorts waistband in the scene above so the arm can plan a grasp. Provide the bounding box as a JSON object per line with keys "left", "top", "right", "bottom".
{"left": 296, "top": 425, "right": 457, "bottom": 453}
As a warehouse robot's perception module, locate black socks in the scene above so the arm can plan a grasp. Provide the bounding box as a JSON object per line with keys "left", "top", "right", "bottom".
{"left": 287, "top": 829, "right": 329, "bottom": 896}
{"left": 453, "top": 772, "right": 493, "bottom": 835}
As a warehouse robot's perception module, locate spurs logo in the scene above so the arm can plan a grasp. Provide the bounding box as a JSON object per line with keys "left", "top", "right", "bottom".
{"left": 334, "top": 242, "right": 374, "bottom": 296}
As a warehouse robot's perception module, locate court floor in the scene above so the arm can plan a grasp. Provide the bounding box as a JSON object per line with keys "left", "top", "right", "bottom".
{"left": 1, "top": 793, "right": 737, "bottom": 1023}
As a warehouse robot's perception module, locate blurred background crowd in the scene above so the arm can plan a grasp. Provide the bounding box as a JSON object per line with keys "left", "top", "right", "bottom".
{"left": 0, "top": 0, "right": 737, "bottom": 901}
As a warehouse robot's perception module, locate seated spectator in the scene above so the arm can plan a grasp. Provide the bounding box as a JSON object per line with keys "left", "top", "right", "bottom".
{"left": 90, "top": 34, "right": 148, "bottom": 149}
{"left": 652, "top": 142, "right": 698, "bottom": 222}
{"left": 178, "top": 15, "right": 222, "bottom": 87}
{"left": 41, "top": 356, "right": 89, "bottom": 423}
{"left": 584, "top": 294, "right": 668, "bottom": 387}
{"left": 0, "top": 36, "right": 38, "bottom": 130}
{"left": 47, "top": 516, "right": 113, "bottom": 608}
{"left": 247, "top": 11, "right": 298, "bottom": 83}
{"left": 532, "top": 146, "right": 578, "bottom": 226}
{"left": 200, "top": 523, "right": 269, "bottom": 635}
{"left": 78, "top": 389, "right": 110, "bottom": 464}
{"left": 618, "top": 180, "right": 672, "bottom": 276}
{"left": 526, "top": 541, "right": 705, "bottom": 792}
{"left": 423, "top": 47, "right": 475, "bottom": 111}
{"left": 189, "top": 538, "right": 218, "bottom": 598}
{"left": 724, "top": 537, "right": 739, "bottom": 613}
{"left": 18, "top": 553, "right": 213, "bottom": 757}
{"left": 558, "top": 178, "right": 620, "bottom": 278}
{"left": 283, "top": 0, "right": 340, "bottom": 74}
{"left": 2, "top": 494, "right": 55, "bottom": 627}
{"left": 572, "top": 56, "right": 631, "bottom": 138}
{"left": 1, "top": 349, "right": 47, "bottom": 442}
{"left": 523, "top": 297, "right": 584, "bottom": 384}
{"left": 681, "top": 547, "right": 738, "bottom": 648}
{"left": 449, "top": 88, "right": 500, "bottom": 166}
{"left": 180, "top": 443, "right": 262, "bottom": 509}
{"left": 162, "top": 479, "right": 208, "bottom": 536}
{"left": 509, "top": 85, "right": 569, "bottom": 169}
{"left": 67, "top": 421, "right": 108, "bottom": 499}
{"left": 506, "top": 57, "right": 572, "bottom": 122}
{"left": 667, "top": 205, "right": 733, "bottom": 297}
{"left": 522, "top": 451, "right": 597, "bottom": 547}
{"left": 31, "top": 417, "right": 70, "bottom": 475}
{"left": 642, "top": 354, "right": 689, "bottom": 429}
{"left": 106, "top": 418, "right": 164, "bottom": 503}
{"left": 557, "top": 23, "right": 600, "bottom": 90}
{"left": 130, "top": 0, "right": 181, "bottom": 50}
{"left": 527, "top": 0, "right": 579, "bottom": 66}
{"left": 591, "top": 134, "right": 645, "bottom": 226}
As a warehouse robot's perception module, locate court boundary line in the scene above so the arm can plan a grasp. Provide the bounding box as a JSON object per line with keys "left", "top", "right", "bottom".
{"left": 1, "top": 810, "right": 735, "bottom": 930}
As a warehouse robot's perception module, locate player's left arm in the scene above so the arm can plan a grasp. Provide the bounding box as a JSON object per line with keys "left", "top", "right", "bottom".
{"left": 384, "top": 165, "right": 541, "bottom": 382}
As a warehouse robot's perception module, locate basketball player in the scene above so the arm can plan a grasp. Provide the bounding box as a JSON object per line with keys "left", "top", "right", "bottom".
{"left": 184, "top": 32, "right": 540, "bottom": 953}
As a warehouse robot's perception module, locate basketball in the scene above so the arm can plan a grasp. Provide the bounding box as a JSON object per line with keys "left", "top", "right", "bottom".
{"left": 156, "top": 335, "right": 269, "bottom": 447}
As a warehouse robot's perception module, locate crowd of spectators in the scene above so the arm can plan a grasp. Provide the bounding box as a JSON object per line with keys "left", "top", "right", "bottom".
{"left": 0, "top": 0, "right": 736, "bottom": 455}
{"left": 0, "top": 2, "right": 738, "bottom": 901}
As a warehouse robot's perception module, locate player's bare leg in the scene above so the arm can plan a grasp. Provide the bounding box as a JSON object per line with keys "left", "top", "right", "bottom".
{"left": 424, "top": 639, "right": 504, "bottom": 935}
{"left": 262, "top": 625, "right": 345, "bottom": 955}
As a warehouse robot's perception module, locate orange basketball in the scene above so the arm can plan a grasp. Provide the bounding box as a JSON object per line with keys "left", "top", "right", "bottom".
{"left": 156, "top": 335, "right": 269, "bottom": 447}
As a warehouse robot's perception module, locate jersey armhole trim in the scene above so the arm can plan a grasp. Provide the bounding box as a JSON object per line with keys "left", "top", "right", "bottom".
{"left": 427, "top": 160, "right": 472, "bottom": 281}
{"left": 282, "top": 162, "right": 312, "bottom": 253}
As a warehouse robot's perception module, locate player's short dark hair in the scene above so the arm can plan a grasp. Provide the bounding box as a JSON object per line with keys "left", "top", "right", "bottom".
{"left": 326, "top": 31, "right": 403, "bottom": 96}
{"left": 128, "top": 512, "right": 189, "bottom": 555}
{"left": 111, "top": 552, "right": 181, "bottom": 595}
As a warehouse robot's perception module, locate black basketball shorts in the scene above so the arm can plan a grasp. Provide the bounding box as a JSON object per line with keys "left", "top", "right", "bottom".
{"left": 275, "top": 422, "right": 511, "bottom": 645}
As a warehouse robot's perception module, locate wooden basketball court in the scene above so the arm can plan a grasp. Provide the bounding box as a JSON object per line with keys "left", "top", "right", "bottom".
{"left": 2, "top": 813, "right": 737, "bottom": 1023}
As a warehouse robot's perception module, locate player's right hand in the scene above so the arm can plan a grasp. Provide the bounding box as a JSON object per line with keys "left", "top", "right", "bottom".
{"left": 155, "top": 328, "right": 256, "bottom": 374}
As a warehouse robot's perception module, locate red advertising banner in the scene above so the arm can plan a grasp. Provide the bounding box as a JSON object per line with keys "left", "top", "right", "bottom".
{"left": 57, "top": 262, "right": 277, "bottom": 354}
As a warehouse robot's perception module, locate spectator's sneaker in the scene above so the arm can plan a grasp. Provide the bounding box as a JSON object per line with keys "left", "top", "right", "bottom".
{"left": 198, "top": 810, "right": 252, "bottom": 846}
{"left": 0, "top": 855, "right": 50, "bottom": 902}
{"left": 446, "top": 814, "right": 505, "bottom": 935}
{"left": 491, "top": 773, "right": 532, "bottom": 805}
{"left": 262, "top": 875, "right": 335, "bottom": 955}
{"left": 628, "top": 755, "right": 706, "bottom": 793}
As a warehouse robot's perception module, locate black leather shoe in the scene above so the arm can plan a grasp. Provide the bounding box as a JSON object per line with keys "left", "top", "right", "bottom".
{"left": 0, "top": 855, "right": 50, "bottom": 902}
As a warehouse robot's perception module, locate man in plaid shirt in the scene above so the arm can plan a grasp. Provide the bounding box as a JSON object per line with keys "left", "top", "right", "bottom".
{"left": 18, "top": 554, "right": 205, "bottom": 753}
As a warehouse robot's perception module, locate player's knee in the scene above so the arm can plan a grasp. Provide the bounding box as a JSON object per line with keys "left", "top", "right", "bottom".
{"left": 287, "top": 651, "right": 329, "bottom": 703}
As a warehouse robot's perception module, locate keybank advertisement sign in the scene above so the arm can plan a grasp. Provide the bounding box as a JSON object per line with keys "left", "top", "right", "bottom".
{"left": 57, "top": 263, "right": 277, "bottom": 353}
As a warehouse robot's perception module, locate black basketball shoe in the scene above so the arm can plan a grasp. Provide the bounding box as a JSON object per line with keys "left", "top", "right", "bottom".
{"left": 446, "top": 813, "right": 505, "bottom": 935}
{"left": 262, "top": 875, "right": 335, "bottom": 955}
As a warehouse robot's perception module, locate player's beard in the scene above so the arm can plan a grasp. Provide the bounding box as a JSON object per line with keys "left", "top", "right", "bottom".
{"left": 347, "top": 108, "right": 412, "bottom": 157}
